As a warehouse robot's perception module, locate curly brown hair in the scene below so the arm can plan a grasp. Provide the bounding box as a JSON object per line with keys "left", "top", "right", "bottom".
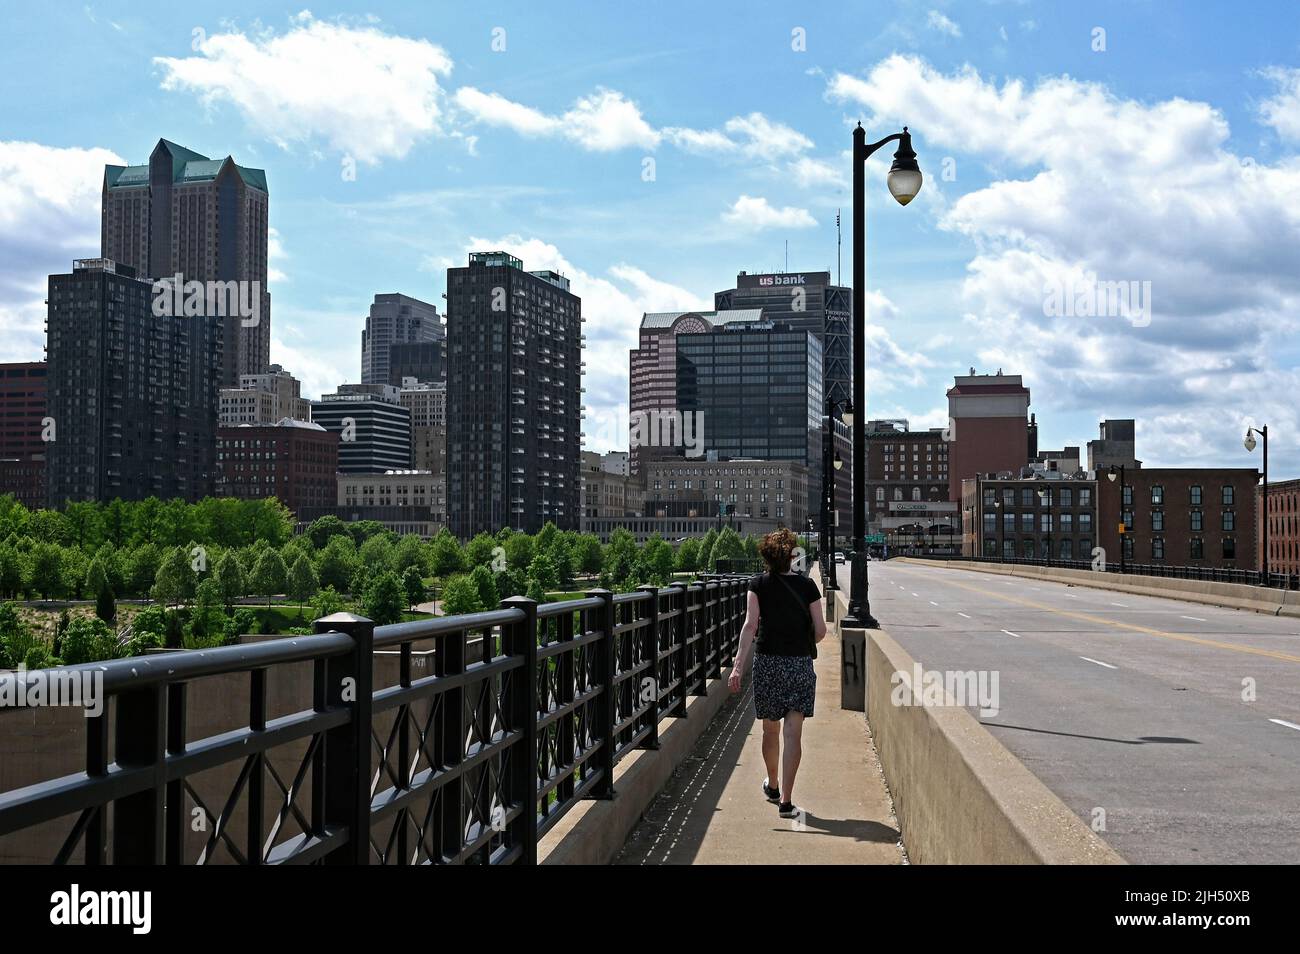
{"left": 758, "top": 527, "right": 800, "bottom": 574}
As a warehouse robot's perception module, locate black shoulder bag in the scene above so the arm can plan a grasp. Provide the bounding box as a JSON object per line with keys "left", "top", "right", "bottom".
{"left": 773, "top": 573, "right": 818, "bottom": 659}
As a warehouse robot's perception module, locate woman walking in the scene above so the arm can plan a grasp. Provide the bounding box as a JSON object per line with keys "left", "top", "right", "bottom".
{"left": 727, "top": 528, "right": 827, "bottom": 818}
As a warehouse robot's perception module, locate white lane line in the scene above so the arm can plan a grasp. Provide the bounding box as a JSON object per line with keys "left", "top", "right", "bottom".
{"left": 1079, "top": 656, "right": 1118, "bottom": 670}
{"left": 1180, "top": 615, "right": 1207, "bottom": 622}
{"left": 911, "top": 592, "right": 920, "bottom": 598}
{"left": 1066, "top": 594, "right": 1080, "bottom": 600}
{"left": 957, "top": 612, "right": 972, "bottom": 619}
{"left": 1270, "top": 719, "right": 1300, "bottom": 732}
{"left": 928, "top": 601, "right": 939, "bottom": 606}
{"left": 1110, "top": 602, "right": 1128, "bottom": 607}
{"left": 1001, "top": 629, "right": 1022, "bottom": 638}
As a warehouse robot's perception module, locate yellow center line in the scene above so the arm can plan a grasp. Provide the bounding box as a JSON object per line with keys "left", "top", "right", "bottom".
{"left": 887, "top": 566, "right": 1300, "bottom": 665}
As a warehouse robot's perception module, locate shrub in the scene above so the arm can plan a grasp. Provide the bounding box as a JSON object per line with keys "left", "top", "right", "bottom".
{"left": 61, "top": 617, "right": 120, "bottom": 666}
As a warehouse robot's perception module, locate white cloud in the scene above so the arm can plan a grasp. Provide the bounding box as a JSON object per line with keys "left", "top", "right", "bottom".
{"left": 154, "top": 13, "right": 453, "bottom": 164}
{"left": 0, "top": 140, "right": 122, "bottom": 361}
{"left": 926, "top": 11, "right": 962, "bottom": 38}
{"left": 1259, "top": 66, "right": 1300, "bottom": 142}
{"left": 721, "top": 195, "right": 817, "bottom": 230}
{"left": 828, "top": 54, "right": 1300, "bottom": 470}
{"left": 455, "top": 86, "right": 660, "bottom": 151}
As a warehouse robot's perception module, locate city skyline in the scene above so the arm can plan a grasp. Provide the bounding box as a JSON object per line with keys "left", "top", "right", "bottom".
{"left": 1, "top": 2, "right": 1298, "bottom": 474}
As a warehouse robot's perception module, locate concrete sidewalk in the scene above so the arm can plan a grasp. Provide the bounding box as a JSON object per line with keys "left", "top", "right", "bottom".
{"left": 616, "top": 621, "right": 904, "bottom": 865}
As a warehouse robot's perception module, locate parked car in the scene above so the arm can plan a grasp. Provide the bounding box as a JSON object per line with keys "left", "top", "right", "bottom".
{"left": 834, "top": 551, "right": 846, "bottom": 564}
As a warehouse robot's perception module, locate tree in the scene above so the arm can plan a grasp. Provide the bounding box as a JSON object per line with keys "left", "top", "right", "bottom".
{"left": 61, "top": 617, "right": 120, "bottom": 666}
{"left": 26, "top": 542, "right": 64, "bottom": 600}
{"left": 316, "top": 535, "right": 357, "bottom": 592}
{"left": 125, "top": 544, "right": 162, "bottom": 598}
{"left": 287, "top": 553, "right": 320, "bottom": 618}
{"left": 358, "top": 534, "right": 394, "bottom": 576}
{"left": 575, "top": 534, "right": 604, "bottom": 576}
{"left": 306, "top": 514, "right": 350, "bottom": 550}
{"left": 362, "top": 571, "right": 405, "bottom": 626}
{"left": 439, "top": 574, "right": 483, "bottom": 617}
{"left": 311, "top": 585, "right": 345, "bottom": 621}
{"left": 428, "top": 529, "right": 464, "bottom": 577}
{"left": 698, "top": 528, "right": 719, "bottom": 571}
{"left": 392, "top": 534, "right": 428, "bottom": 575}
{"left": 527, "top": 553, "right": 559, "bottom": 593}
{"left": 151, "top": 546, "right": 192, "bottom": 608}
{"left": 708, "top": 527, "right": 747, "bottom": 570}
{"left": 87, "top": 555, "right": 115, "bottom": 624}
{"left": 503, "top": 533, "right": 535, "bottom": 572}
{"left": 642, "top": 535, "right": 676, "bottom": 585}
{"left": 525, "top": 578, "right": 546, "bottom": 604}
{"left": 402, "top": 564, "right": 426, "bottom": 610}
{"left": 676, "top": 537, "right": 701, "bottom": 574}
{"left": 249, "top": 549, "right": 288, "bottom": 601}
{"left": 0, "top": 546, "right": 22, "bottom": 599}
{"left": 469, "top": 564, "right": 499, "bottom": 609}
{"left": 494, "top": 566, "right": 527, "bottom": 600}
{"left": 186, "top": 578, "right": 228, "bottom": 649}
{"left": 548, "top": 537, "right": 575, "bottom": 589}
{"left": 0, "top": 601, "right": 42, "bottom": 669}
{"left": 214, "top": 550, "right": 246, "bottom": 610}
{"left": 464, "top": 533, "right": 498, "bottom": 570}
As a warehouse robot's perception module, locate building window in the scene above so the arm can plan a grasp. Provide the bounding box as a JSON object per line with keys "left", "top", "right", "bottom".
{"left": 1152, "top": 510, "right": 1164, "bottom": 531}
{"left": 912, "top": 487, "right": 922, "bottom": 501}
{"left": 1040, "top": 513, "right": 1052, "bottom": 532}
{"left": 1222, "top": 486, "right": 1234, "bottom": 505}
{"left": 1190, "top": 485, "right": 1202, "bottom": 505}
{"left": 876, "top": 487, "right": 884, "bottom": 502}
{"left": 893, "top": 488, "right": 903, "bottom": 501}
{"left": 983, "top": 538, "right": 997, "bottom": 557}
{"left": 1003, "top": 539, "right": 1015, "bottom": 558}
{"left": 1060, "top": 488, "right": 1073, "bottom": 508}
{"left": 1190, "top": 510, "right": 1202, "bottom": 531}
{"left": 1022, "top": 538, "right": 1035, "bottom": 558}
{"left": 1080, "top": 488, "right": 1092, "bottom": 507}
{"left": 1122, "top": 537, "right": 1134, "bottom": 560}
{"left": 983, "top": 513, "right": 997, "bottom": 533}
{"left": 983, "top": 487, "right": 996, "bottom": 505}
{"left": 1222, "top": 511, "right": 1234, "bottom": 531}
{"left": 1059, "top": 538, "right": 1073, "bottom": 560}
{"left": 1079, "top": 513, "right": 1092, "bottom": 532}
{"left": 1191, "top": 537, "right": 1204, "bottom": 560}
{"left": 1151, "top": 485, "right": 1164, "bottom": 505}
{"left": 1122, "top": 486, "right": 1132, "bottom": 507}
{"left": 1021, "top": 488, "right": 1034, "bottom": 507}
{"left": 1223, "top": 537, "right": 1236, "bottom": 560}
{"left": 1003, "top": 512, "right": 1015, "bottom": 532}
{"left": 1153, "top": 538, "right": 1164, "bottom": 560}
{"left": 1020, "top": 512, "right": 1034, "bottom": 531}
{"left": 1002, "top": 488, "right": 1014, "bottom": 507}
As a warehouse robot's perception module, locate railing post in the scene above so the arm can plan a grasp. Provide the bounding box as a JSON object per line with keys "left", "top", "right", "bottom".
{"left": 704, "top": 581, "right": 722, "bottom": 682}
{"left": 586, "top": 588, "right": 616, "bottom": 800}
{"left": 501, "top": 596, "right": 539, "bottom": 864}
{"left": 164, "top": 683, "right": 187, "bottom": 864}
{"left": 111, "top": 685, "right": 166, "bottom": 864}
{"left": 637, "top": 585, "right": 661, "bottom": 750}
{"left": 672, "top": 584, "right": 689, "bottom": 717}
{"left": 689, "top": 581, "right": 708, "bottom": 696}
{"left": 315, "top": 611, "right": 374, "bottom": 865}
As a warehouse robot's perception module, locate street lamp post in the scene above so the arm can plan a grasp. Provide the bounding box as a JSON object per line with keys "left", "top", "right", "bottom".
{"left": 1245, "top": 425, "right": 1269, "bottom": 585}
{"left": 821, "top": 398, "right": 853, "bottom": 591}
{"left": 1107, "top": 464, "right": 1127, "bottom": 574}
{"left": 845, "top": 123, "right": 921, "bottom": 629}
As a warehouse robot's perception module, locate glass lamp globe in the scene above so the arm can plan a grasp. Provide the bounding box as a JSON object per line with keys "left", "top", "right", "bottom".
{"left": 887, "top": 168, "right": 923, "bottom": 206}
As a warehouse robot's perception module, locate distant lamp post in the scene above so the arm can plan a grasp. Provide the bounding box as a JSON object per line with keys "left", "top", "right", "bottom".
{"left": 846, "top": 125, "right": 921, "bottom": 629}
{"left": 1245, "top": 425, "right": 1269, "bottom": 584}
{"left": 822, "top": 398, "right": 853, "bottom": 589}
{"left": 1107, "top": 464, "right": 1127, "bottom": 573}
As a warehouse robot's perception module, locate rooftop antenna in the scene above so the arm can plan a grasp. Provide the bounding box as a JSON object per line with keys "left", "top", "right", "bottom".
{"left": 836, "top": 210, "right": 841, "bottom": 286}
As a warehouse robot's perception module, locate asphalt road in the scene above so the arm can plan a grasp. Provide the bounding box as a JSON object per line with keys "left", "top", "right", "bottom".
{"left": 836, "top": 559, "right": 1300, "bottom": 864}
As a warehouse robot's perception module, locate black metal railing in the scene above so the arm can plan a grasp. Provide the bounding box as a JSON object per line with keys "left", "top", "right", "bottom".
{"left": 904, "top": 554, "right": 1300, "bottom": 591}
{"left": 0, "top": 576, "right": 750, "bottom": 865}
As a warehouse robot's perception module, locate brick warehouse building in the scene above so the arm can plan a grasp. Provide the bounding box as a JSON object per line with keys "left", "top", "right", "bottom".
{"left": 962, "top": 476, "right": 1098, "bottom": 560}
{"left": 1097, "top": 468, "right": 1260, "bottom": 570}
{"left": 946, "top": 371, "right": 1033, "bottom": 502}
{"left": 215, "top": 419, "right": 339, "bottom": 515}
{"left": 0, "top": 362, "right": 47, "bottom": 510}
{"left": 1259, "top": 478, "right": 1300, "bottom": 577}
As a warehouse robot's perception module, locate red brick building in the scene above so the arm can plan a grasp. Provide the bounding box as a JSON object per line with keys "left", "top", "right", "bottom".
{"left": 946, "top": 371, "right": 1033, "bottom": 502}
{"left": 215, "top": 419, "right": 339, "bottom": 516}
{"left": 1259, "top": 478, "right": 1300, "bottom": 577}
{"left": 0, "top": 362, "right": 48, "bottom": 510}
{"left": 1097, "top": 468, "right": 1260, "bottom": 570}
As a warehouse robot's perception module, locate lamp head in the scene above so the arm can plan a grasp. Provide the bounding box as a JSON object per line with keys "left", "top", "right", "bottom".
{"left": 1244, "top": 430, "right": 1257, "bottom": 452}
{"left": 887, "top": 127, "right": 923, "bottom": 206}
{"left": 1107, "top": 465, "right": 1118, "bottom": 482}
{"left": 833, "top": 452, "right": 844, "bottom": 471}
{"left": 841, "top": 400, "right": 854, "bottom": 428}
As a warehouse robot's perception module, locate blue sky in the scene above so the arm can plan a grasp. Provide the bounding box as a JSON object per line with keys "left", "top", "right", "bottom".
{"left": 3, "top": 1, "right": 1299, "bottom": 472}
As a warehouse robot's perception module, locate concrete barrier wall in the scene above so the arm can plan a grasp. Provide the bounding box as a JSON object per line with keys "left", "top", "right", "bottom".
{"left": 864, "top": 628, "right": 1124, "bottom": 865}
{"left": 899, "top": 559, "right": 1297, "bottom": 617}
